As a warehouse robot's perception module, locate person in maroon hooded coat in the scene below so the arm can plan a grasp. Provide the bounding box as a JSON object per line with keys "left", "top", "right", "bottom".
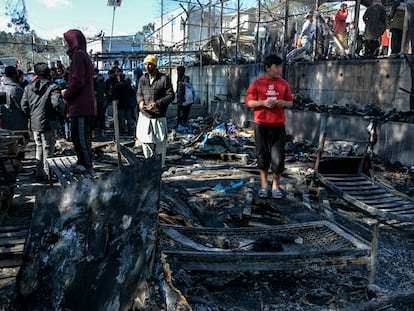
{"left": 62, "top": 29, "right": 97, "bottom": 174}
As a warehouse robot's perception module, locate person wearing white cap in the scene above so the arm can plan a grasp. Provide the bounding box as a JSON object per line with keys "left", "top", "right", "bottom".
{"left": 136, "top": 54, "right": 174, "bottom": 167}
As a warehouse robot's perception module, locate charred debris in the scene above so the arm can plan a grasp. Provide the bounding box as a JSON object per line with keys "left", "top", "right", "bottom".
{"left": 0, "top": 106, "right": 414, "bottom": 310}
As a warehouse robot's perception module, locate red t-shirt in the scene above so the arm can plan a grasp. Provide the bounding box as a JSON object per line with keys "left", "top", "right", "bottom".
{"left": 334, "top": 9, "right": 348, "bottom": 33}
{"left": 245, "top": 75, "right": 293, "bottom": 127}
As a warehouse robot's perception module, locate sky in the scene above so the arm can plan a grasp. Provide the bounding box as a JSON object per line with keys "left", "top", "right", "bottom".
{"left": 0, "top": 0, "right": 260, "bottom": 40}
{"left": 0, "top": 0, "right": 177, "bottom": 39}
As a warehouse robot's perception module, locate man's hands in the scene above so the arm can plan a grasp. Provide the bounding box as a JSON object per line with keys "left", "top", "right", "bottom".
{"left": 139, "top": 101, "right": 156, "bottom": 111}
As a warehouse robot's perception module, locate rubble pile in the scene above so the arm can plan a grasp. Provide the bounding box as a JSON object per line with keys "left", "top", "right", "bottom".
{"left": 293, "top": 94, "right": 414, "bottom": 124}
{"left": 0, "top": 115, "right": 413, "bottom": 310}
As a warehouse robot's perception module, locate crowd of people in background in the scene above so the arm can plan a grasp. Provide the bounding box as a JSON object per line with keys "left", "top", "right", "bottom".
{"left": 285, "top": 0, "right": 409, "bottom": 62}
{"left": 0, "top": 27, "right": 199, "bottom": 180}
{"left": 0, "top": 0, "right": 410, "bottom": 181}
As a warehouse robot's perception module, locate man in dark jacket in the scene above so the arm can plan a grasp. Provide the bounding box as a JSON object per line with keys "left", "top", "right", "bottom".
{"left": 21, "top": 63, "right": 65, "bottom": 181}
{"left": 136, "top": 54, "right": 174, "bottom": 167}
{"left": 93, "top": 68, "right": 106, "bottom": 137}
{"left": 104, "top": 69, "right": 117, "bottom": 104}
{"left": 113, "top": 72, "right": 135, "bottom": 136}
{"left": 0, "top": 66, "right": 28, "bottom": 131}
{"left": 62, "top": 29, "right": 97, "bottom": 174}
{"left": 363, "top": 0, "right": 387, "bottom": 56}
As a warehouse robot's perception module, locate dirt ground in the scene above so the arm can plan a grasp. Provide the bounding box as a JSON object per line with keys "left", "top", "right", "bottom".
{"left": 1, "top": 121, "right": 414, "bottom": 310}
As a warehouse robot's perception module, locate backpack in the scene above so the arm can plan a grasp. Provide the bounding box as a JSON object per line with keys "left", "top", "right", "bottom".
{"left": 183, "top": 82, "right": 195, "bottom": 106}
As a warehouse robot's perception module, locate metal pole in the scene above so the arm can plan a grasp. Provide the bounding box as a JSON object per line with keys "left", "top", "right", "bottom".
{"left": 256, "top": 0, "right": 261, "bottom": 62}
{"left": 161, "top": 0, "right": 164, "bottom": 47}
{"left": 32, "top": 32, "right": 35, "bottom": 65}
{"left": 236, "top": 0, "right": 240, "bottom": 64}
{"left": 282, "top": 0, "right": 289, "bottom": 77}
{"left": 109, "top": 6, "right": 116, "bottom": 52}
{"left": 219, "top": 0, "right": 223, "bottom": 63}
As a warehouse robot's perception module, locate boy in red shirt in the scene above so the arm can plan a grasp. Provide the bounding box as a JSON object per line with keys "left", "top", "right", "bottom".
{"left": 245, "top": 54, "right": 293, "bottom": 199}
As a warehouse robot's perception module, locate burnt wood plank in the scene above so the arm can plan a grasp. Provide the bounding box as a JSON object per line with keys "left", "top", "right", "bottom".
{"left": 323, "top": 174, "right": 365, "bottom": 180}
{"left": 48, "top": 156, "right": 98, "bottom": 186}
{"left": 0, "top": 230, "right": 27, "bottom": 239}
{"left": 0, "top": 230, "right": 28, "bottom": 239}
{"left": 64, "top": 157, "right": 93, "bottom": 180}
{"left": 370, "top": 199, "right": 414, "bottom": 208}
{"left": 0, "top": 244, "right": 24, "bottom": 255}
{"left": 0, "top": 225, "right": 28, "bottom": 232}
{"left": 371, "top": 203, "right": 414, "bottom": 212}
{"left": 0, "top": 237, "right": 26, "bottom": 245}
{"left": 58, "top": 156, "right": 79, "bottom": 182}
{"left": 48, "top": 158, "right": 70, "bottom": 186}
{"left": 362, "top": 196, "right": 405, "bottom": 203}
{"left": 0, "top": 257, "right": 22, "bottom": 268}
{"left": 346, "top": 189, "right": 389, "bottom": 196}
{"left": 331, "top": 180, "right": 374, "bottom": 187}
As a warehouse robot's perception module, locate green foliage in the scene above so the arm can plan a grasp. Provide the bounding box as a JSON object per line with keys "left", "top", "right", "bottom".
{"left": 137, "top": 23, "right": 155, "bottom": 51}
{"left": 138, "top": 23, "right": 155, "bottom": 36}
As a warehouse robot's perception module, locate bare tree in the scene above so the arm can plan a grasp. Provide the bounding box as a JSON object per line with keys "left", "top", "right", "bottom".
{"left": 5, "top": 0, "right": 30, "bottom": 33}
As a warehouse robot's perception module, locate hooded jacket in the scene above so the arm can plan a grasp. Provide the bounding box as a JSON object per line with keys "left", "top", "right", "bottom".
{"left": 21, "top": 77, "right": 64, "bottom": 131}
{"left": 63, "top": 29, "right": 97, "bottom": 117}
{"left": 0, "top": 76, "right": 28, "bottom": 130}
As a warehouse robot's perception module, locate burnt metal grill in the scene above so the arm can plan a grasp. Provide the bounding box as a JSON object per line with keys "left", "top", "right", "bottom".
{"left": 318, "top": 173, "right": 414, "bottom": 223}
{"left": 159, "top": 221, "right": 371, "bottom": 271}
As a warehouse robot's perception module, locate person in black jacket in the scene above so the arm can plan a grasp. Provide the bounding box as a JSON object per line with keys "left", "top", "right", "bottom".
{"left": 113, "top": 72, "right": 135, "bottom": 136}
{"left": 0, "top": 66, "right": 28, "bottom": 131}
{"left": 93, "top": 68, "right": 106, "bottom": 137}
{"left": 21, "top": 63, "right": 65, "bottom": 181}
{"left": 136, "top": 54, "right": 174, "bottom": 167}
{"left": 104, "top": 69, "right": 117, "bottom": 105}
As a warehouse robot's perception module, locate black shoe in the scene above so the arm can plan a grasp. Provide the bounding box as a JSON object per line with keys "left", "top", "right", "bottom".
{"left": 35, "top": 175, "right": 47, "bottom": 182}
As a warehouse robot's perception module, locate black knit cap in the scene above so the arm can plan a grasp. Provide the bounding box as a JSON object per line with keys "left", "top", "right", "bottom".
{"left": 34, "top": 62, "right": 50, "bottom": 78}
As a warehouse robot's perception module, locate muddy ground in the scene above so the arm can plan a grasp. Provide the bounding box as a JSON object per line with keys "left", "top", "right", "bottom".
{"left": 0, "top": 118, "right": 414, "bottom": 310}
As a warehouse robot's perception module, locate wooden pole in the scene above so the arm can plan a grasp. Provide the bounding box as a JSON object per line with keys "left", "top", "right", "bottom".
{"left": 112, "top": 100, "right": 122, "bottom": 168}
{"left": 400, "top": 3, "right": 409, "bottom": 55}
{"left": 369, "top": 220, "right": 379, "bottom": 284}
